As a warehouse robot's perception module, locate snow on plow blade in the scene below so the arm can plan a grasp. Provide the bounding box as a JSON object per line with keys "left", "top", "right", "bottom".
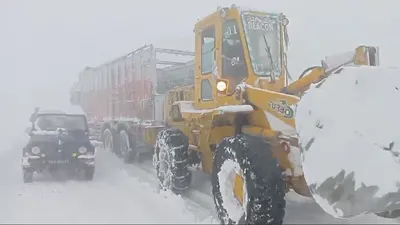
{"left": 296, "top": 66, "right": 400, "bottom": 218}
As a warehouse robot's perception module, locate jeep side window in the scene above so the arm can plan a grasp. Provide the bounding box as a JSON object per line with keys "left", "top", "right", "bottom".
{"left": 222, "top": 19, "right": 247, "bottom": 79}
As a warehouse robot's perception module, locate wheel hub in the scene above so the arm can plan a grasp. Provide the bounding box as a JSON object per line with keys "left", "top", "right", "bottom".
{"left": 218, "top": 159, "right": 247, "bottom": 222}
{"left": 234, "top": 173, "right": 245, "bottom": 205}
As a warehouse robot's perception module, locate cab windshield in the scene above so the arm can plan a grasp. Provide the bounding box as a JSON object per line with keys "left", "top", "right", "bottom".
{"left": 242, "top": 12, "right": 282, "bottom": 76}
{"left": 34, "top": 114, "right": 88, "bottom": 131}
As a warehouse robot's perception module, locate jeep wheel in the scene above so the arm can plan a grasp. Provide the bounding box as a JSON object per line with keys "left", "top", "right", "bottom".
{"left": 23, "top": 168, "right": 33, "bottom": 183}
{"left": 212, "top": 134, "right": 286, "bottom": 225}
{"left": 84, "top": 167, "right": 95, "bottom": 181}
{"left": 103, "top": 128, "right": 114, "bottom": 152}
{"left": 154, "top": 128, "right": 192, "bottom": 194}
{"left": 119, "top": 130, "right": 135, "bottom": 164}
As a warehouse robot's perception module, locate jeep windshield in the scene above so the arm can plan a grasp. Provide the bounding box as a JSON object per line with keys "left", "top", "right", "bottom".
{"left": 34, "top": 114, "right": 88, "bottom": 131}
{"left": 241, "top": 12, "right": 282, "bottom": 77}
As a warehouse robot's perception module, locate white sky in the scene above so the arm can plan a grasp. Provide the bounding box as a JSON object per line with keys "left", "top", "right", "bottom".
{"left": 1, "top": 0, "right": 399, "bottom": 137}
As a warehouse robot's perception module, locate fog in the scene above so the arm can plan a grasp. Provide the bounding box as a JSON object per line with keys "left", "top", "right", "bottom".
{"left": 1, "top": 0, "right": 399, "bottom": 142}
{"left": 2, "top": 1, "right": 400, "bottom": 223}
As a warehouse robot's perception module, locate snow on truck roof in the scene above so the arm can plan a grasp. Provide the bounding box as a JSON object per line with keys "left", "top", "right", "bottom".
{"left": 36, "top": 105, "right": 86, "bottom": 116}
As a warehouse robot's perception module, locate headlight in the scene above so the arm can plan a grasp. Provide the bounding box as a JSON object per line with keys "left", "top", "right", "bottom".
{"left": 78, "top": 146, "right": 87, "bottom": 154}
{"left": 31, "top": 146, "right": 41, "bottom": 155}
{"left": 217, "top": 81, "right": 227, "bottom": 92}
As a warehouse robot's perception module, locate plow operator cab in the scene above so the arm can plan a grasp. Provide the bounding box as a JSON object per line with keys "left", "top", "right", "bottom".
{"left": 195, "top": 6, "right": 291, "bottom": 103}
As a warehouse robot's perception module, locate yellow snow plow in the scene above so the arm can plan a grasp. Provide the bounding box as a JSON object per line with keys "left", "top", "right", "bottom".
{"left": 72, "top": 4, "right": 400, "bottom": 224}
{"left": 151, "top": 6, "right": 400, "bottom": 223}
{"left": 171, "top": 5, "right": 400, "bottom": 223}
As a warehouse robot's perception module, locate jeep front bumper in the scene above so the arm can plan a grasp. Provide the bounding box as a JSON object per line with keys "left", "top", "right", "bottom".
{"left": 22, "top": 153, "right": 95, "bottom": 170}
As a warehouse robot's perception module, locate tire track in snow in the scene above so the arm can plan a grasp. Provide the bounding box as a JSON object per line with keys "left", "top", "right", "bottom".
{"left": 99, "top": 149, "right": 220, "bottom": 224}
{"left": 0, "top": 144, "right": 215, "bottom": 223}
{"left": 1, "top": 138, "right": 397, "bottom": 224}
{"left": 117, "top": 151, "right": 399, "bottom": 224}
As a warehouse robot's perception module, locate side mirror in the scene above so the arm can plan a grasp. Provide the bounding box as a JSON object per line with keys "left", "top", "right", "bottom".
{"left": 29, "top": 107, "right": 39, "bottom": 123}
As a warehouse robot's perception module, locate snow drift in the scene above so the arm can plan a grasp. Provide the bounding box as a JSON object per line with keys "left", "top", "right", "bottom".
{"left": 296, "top": 66, "right": 400, "bottom": 218}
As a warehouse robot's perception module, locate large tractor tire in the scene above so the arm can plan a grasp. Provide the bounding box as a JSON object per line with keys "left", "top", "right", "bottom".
{"left": 153, "top": 128, "right": 192, "bottom": 194}
{"left": 212, "top": 134, "right": 286, "bottom": 225}
{"left": 102, "top": 128, "right": 114, "bottom": 153}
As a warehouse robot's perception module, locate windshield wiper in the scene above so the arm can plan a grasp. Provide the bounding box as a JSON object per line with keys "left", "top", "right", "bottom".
{"left": 263, "top": 34, "right": 275, "bottom": 80}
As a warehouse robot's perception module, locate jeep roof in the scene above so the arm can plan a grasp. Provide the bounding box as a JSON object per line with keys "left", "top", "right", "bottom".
{"left": 36, "top": 105, "right": 86, "bottom": 116}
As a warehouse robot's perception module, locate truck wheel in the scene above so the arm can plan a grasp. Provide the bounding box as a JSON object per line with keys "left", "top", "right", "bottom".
{"left": 84, "top": 167, "right": 95, "bottom": 181}
{"left": 212, "top": 134, "right": 286, "bottom": 225}
{"left": 103, "top": 128, "right": 114, "bottom": 153}
{"left": 375, "top": 209, "right": 400, "bottom": 218}
{"left": 154, "top": 128, "right": 192, "bottom": 194}
{"left": 23, "top": 168, "right": 33, "bottom": 183}
{"left": 119, "top": 130, "right": 135, "bottom": 164}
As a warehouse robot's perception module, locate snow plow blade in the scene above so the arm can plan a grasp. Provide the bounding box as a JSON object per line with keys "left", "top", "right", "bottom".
{"left": 296, "top": 66, "right": 400, "bottom": 218}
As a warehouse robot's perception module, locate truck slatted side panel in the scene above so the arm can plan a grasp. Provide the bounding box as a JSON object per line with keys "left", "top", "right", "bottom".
{"left": 156, "top": 60, "right": 195, "bottom": 94}
{"left": 76, "top": 45, "right": 194, "bottom": 122}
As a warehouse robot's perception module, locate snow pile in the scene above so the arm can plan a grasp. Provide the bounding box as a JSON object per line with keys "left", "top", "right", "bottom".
{"left": 178, "top": 101, "right": 253, "bottom": 114}
{"left": 296, "top": 66, "right": 400, "bottom": 218}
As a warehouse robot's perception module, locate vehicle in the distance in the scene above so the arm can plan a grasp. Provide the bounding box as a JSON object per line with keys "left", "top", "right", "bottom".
{"left": 22, "top": 106, "right": 96, "bottom": 183}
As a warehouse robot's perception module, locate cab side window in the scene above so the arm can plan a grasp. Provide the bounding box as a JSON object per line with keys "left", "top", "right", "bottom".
{"left": 222, "top": 19, "right": 247, "bottom": 79}
{"left": 201, "top": 27, "right": 215, "bottom": 74}
{"left": 201, "top": 79, "right": 212, "bottom": 100}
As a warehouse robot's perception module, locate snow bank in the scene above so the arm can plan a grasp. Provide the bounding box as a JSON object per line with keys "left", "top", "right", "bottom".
{"left": 296, "top": 66, "right": 400, "bottom": 218}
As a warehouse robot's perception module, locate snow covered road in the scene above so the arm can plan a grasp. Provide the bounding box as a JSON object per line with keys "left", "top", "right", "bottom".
{"left": 0, "top": 134, "right": 398, "bottom": 224}
{"left": 0, "top": 136, "right": 215, "bottom": 224}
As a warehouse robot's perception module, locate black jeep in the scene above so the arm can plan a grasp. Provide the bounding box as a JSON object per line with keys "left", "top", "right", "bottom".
{"left": 22, "top": 107, "right": 96, "bottom": 183}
